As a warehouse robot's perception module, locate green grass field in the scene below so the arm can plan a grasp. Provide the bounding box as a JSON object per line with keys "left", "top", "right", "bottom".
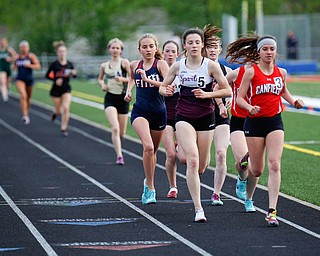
{"left": 11, "top": 79, "right": 320, "bottom": 206}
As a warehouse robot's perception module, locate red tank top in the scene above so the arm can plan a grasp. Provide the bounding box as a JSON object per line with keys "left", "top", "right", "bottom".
{"left": 247, "top": 64, "right": 285, "bottom": 117}
{"left": 231, "top": 66, "right": 248, "bottom": 118}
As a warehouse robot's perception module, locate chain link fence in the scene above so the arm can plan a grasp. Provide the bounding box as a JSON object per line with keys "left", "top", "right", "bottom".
{"left": 264, "top": 13, "right": 320, "bottom": 61}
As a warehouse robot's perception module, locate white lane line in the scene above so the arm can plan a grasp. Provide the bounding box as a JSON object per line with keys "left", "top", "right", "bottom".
{"left": 0, "top": 186, "right": 58, "bottom": 256}
{"left": 284, "top": 140, "right": 320, "bottom": 145}
{"left": 46, "top": 120, "right": 320, "bottom": 239}
{"left": 27, "top": 101, "right": 320, "bottom": 212}
{"left": 0, "top": 119, "right": 212, "bottom": 256}
{"left": 26, "top": 107, "right": 320, "bottom": 233}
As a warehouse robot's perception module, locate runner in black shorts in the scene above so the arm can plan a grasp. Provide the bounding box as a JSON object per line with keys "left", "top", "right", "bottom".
{"left": 160, "top": 27, "right": 231, "bottom": 222}
{"left": 98, "top": 38, "right": 131, "bottom": 165}
{"left": 124, "top": 34, "right": 169, "bottom": 205}
{"left": 202, "top": 25, "right": 232, "bottom": 206}
{"left": 0, "top": 37, "right": 16, "bottom": 102}
{"left": 14, "top": 40, "right": 41, "bottom": 125}
{"left": 45, "top": 41, "right": 76, "bottom": 136}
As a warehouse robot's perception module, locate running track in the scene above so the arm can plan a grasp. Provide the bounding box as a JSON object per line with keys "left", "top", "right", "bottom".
{"left": 0, "top": 97, "right": 319, "bottom": 256}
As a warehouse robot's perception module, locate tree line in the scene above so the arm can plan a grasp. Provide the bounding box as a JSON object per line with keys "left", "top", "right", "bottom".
{"left": 0, "top": 0, "right": 319, "bottom": 55}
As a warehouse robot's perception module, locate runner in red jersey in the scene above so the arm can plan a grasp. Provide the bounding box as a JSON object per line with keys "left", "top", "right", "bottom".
{"left": 231, "top": 35, "right": 304, "bottom": 226}
{"left": 224, "top": 64, "right": 252, "bottom": 201}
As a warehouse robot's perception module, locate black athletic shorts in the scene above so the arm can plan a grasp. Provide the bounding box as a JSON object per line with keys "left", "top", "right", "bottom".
{"left": 176, "top": 112, "right": 215, "bottom": 131}
{"left": 244, "top": 113, "right": 284, "bottom": 138}
{"left": 130, "top": 104, "right": 166, "bottom": 131}
{"left": 104, "top": 92, "right": 129, "bottom": 114}
{"left": 230, "top": 115, "right": 245, "bottom": 133}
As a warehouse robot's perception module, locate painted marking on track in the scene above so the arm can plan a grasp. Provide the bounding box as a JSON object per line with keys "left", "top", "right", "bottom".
{"left": 0, "top": 186, "right": 58, "bottom": 256}
{"left": 284, "top": 144, "right": 320, "bottom": 157}
{"left": 0, "top": 247, "right": 25, "bottom": 252}
{"left": 40, "top": 218, "right": 138, "bottom": 226}
{"left": 55, "top": 241, "right": 175, "bottom": 251}
{"left": 0, "top": 119, "right": 213, "bottom": 256}
{"left": 285, "top": 140, "right": 320, "bottom": 145}
{"left": 0, "top": 197, "right": 117, "bottom": 206}
{"left": 32, "top": 118, "right": 320, "bottom": 239}
{"left": 34, "top": 85, "right": 320, "bottom": 158}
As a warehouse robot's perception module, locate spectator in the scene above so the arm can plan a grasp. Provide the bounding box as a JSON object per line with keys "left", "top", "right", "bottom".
{"left": 286, "top": 31, "right": 298, "bottom": 60}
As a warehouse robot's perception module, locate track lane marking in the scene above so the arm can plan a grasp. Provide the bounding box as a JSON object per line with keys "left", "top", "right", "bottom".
{"left": 0, "top": 119, "right": 213, "bottom": 256}
{"left": 0, "top": 186, "right": 58, "bottom": 256}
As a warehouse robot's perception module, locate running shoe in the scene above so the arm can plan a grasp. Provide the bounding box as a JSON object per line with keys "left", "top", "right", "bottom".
{"left": 194, "top": 208, "right": 207, "bottom": 222}
{"left": 142, "top": 189, "right": 156, "bottom": 205}
{"left": 236, "top": 176, "right": 247, "bottom": 200}
{"left": 22, "top": 116, "right": 30, "bottom": 125}
{"left": 50, "top": 112, "right": 57, "bottom": 122}
{"left": 116, "top": 156, "right": 125, "bottom": 165}
{"left": 211, "top": 193, "right": 223, "bottom": 206}
{"left": 167, "top": 187, "right": 178, "bottom": 198}
{"left": 239, "top": 152, "right": 249, "bottom": 169}
{"left": 61, "top": 130, "right": 69, "bottom": 137}
{"left": 265, "top": 210, "right": 279, "bottom": 227}
{"left": 244, "top": 199, "right": 256, "bottom": 212}
{"left": 142, "top": 178, "right": 148, "bottom": 194}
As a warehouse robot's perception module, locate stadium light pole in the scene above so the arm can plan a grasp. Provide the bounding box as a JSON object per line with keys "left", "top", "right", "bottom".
{"left": 242, "top": 0, "right": 248, "bottom": 36}
{"left": 256, "top": 0, "right": 264, "bottom": 35}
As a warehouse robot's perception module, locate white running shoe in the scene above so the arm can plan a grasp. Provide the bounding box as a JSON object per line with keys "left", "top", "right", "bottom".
{"left": 22, "top": 116, "right": 30, "bottom": 125}
{"left": 194, "top": 208, "right": 207, "bottom": 222}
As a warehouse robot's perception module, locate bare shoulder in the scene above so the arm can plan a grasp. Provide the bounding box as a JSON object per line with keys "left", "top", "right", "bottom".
{"left": 121, "top": 58, "right": 130, "bottom": 67}
{"left": 100, "top": 61, "right": 108, "bottom": 68}
{"left": 244, "top": 66, "right": 255, "bottom": 78}
{"left": 130, "top": 60, "right": 139, "bottom": 71}
{"left": 29, "top": 52, "right": 39, "bottom": 60}
{"left": 170, "top": 61, "right": 180, "bottom": 74}
{"left": 279, "top": 67, "right": 287, "bottom": 76}
{"left": 226, "top": 68, "right": 239, "bottom": 82}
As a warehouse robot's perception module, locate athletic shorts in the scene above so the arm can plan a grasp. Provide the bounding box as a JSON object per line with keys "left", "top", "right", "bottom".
{"left": 104, "top": 92, "right": 129, "bottom": 114}
{"left": 0, "top": 66, "right": 11, "bottom": 77}
{"left": 214, "top": 108, "right": 230, "bottom": 127}
{"left": 130, "top": 104, "right": 166, "bottom": 131}
{"left": 166, "top": 118, "right": 176, "bottom": 130}
{"left": 244, "top": 113, "right": 284, "bottom": 138}
{"left": 16, "top": 78, "right": 34, "bottom": 87}
{"left": 230, "top": 115, "right": 246, "bottom": 133}
{"left": 176, "top": 112, "right": 215, "bottom": 131}
{"left": 50, "top": 85, "right": 71, "bottom": 97}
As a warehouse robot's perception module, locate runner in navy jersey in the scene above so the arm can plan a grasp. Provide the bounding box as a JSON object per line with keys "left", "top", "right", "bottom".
{"left": 98, "top": 38, "right": 130, "bottom": 164}
{"left": 0, "top": 37, "right": 17, "bottom": 102}
{"left": 161, "top": 40, "right": 186, "bottom": 199}
{"left": 203, "top": 25, "right": 232, "bottom": 206}
{"left": 124, "top": 34, "right": 169, "bottom": 205}
{"left": 160, "top": 27, "right": 231, "bottom": 222}
{"left": 13, "top": 40, "right": 41, "bottom": 125}
{"left": 230, "top": 35, "right": 304, "bottom": 226}
{"left": 45, "top": 41, "right": 77, "bottom": 136}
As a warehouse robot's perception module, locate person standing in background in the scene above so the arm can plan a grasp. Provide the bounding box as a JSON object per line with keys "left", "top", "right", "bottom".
{"left": 98, "top": 38, "right": 130, "bottom": 165}
{"left": 125, "top": 34, "right": 169, "bottom": 205}
{"left": 13, "top": 40, "right": 41, "bottom": 125}
{"left": 0, "top": 37, "right": 17, "bottom": 102}
{"left": 286, "top": 31, "right": 298, "bottom": 60}
{"left": 45, "top": 41, "right": 77, "bottom": 136}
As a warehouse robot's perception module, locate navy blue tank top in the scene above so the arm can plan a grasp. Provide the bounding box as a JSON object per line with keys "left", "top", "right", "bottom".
{"left": 133, "top": 59, "right": 165, "bottom": 112}
{"left": 16, "top": 54, "right": 33, "bottom": 81}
